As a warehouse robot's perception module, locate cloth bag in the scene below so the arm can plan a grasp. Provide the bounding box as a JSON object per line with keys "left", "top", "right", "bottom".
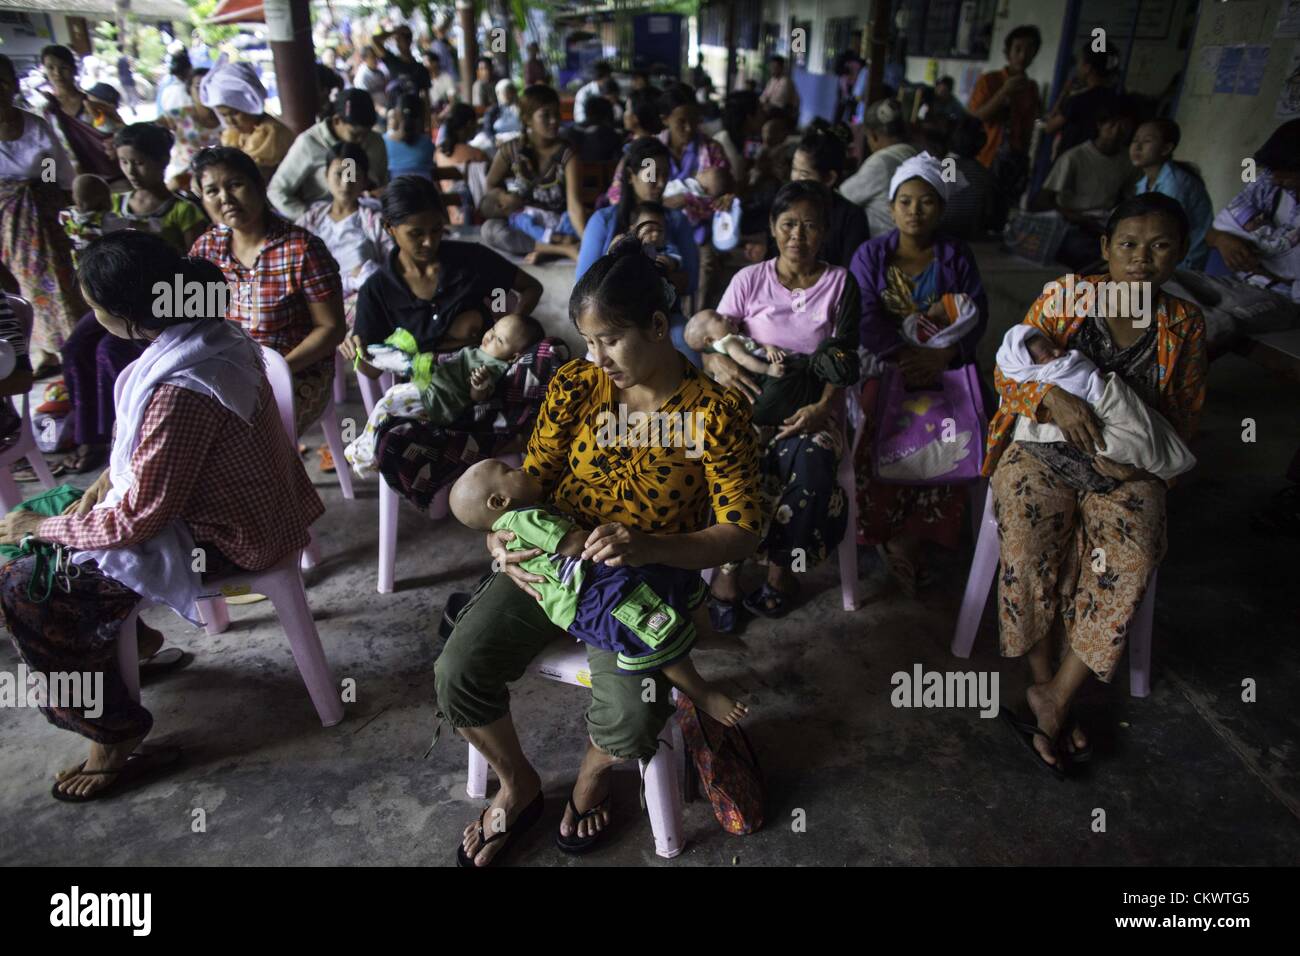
{"left": 871, "top": 363, "right": 987, "bottom": 485}
{"left": 676, "top": 695, "right": 764, "bottom": 835}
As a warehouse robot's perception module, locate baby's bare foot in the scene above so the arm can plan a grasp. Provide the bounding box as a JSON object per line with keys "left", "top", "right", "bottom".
{"left": 698, "top": 689, "right": 748, "bottom": 726}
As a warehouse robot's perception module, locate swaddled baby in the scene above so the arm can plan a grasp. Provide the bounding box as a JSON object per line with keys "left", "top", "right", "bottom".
{"left": 448, "top": 458, "right": 748, "bottom": 727}
{"left": 996, "top": 324, "right": 1195, "bottom": 489}
{"left": 344, "top": 314, "right": 538, "bottom": 477}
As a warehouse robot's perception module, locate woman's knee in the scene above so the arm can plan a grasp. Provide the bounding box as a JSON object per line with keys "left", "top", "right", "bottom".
{"left": 586, "top": 652, "right": 675, "bottom": 761}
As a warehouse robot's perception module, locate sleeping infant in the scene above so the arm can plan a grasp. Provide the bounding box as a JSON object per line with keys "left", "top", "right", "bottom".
{"left": 997, "top": 325, "right": 1196, "bottom": 488}
{"left": 449, "top": 458, "right": 748, "bottom": 726}
{"left": 344, "top": 314, "right": 538, "bottom": 477}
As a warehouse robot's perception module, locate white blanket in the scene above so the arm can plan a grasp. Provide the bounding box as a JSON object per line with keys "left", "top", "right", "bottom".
{"left": 997, "top": 326, "right": 1195, "bottom": 481}
{"left": 73, "top": 320, "right": 265, "bottom": 623}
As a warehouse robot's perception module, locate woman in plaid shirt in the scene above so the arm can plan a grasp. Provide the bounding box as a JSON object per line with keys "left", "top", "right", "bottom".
{"left": 0, "top": 231, "right": 324, "bottom": 802}
{"left": 189, "top": 147, "right": 347, "bottom": 438}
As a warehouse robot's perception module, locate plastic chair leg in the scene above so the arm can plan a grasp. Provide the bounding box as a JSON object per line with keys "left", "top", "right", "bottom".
{"left": 0, "top": 468, "right": 21, "bottom": 512}
{"left": 951, "top": 487, "right": 1000, "bottom": 658}
{"left": 118, "top": 605, "right": 143, "bottom": 703}
{"left": 642, "top": 723, "right": 685, "bottom": 859}
{"left": 301, "top": 527, "right": 321, "bottom": 571}
{"left": 466, "top": 743, "right": 489, "bottom": 799}
{"left": 261, "top": 567, "right": 344, "bottom": 727}
{"left": 837, "top": 455, "right": 859, "bottom": 611}
{"left": 333, "top": 353, "right": 348, "bottom": 404}
{"left": 428, "top": 484, "right": 450, "bottom": 520}
{"left": 197, "top": 596, "right": 230, "bottom": 636}
{"left": 26, "top": 449, "right": 55, "bottom": 490}
{"left": 1128, "top": 569, "right": 1158, "bottom": 698}
{"left": 319, "top": 411, "right": 355, "bottom": 500}
{"left": 377, "top": 479, "right": 398, "bottom": 594}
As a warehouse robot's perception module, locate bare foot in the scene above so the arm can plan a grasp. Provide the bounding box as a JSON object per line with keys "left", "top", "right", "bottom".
{"left": 1025, "top": 684, "right": 1064, "bottom": 768}
{"left": 1063, "top": 718, "right": 1088, "bottom": 755}
{"left": 697, "top": 688, "right": 749, "bottom": 726}
{"left": 54, "top": 733, "right": 148, "bottom": 800}
{"left": 460, "top": 769, "right": 542, "bottom": 868}
{"left": 559, "top": 754, "right": 613, "bottom": 841}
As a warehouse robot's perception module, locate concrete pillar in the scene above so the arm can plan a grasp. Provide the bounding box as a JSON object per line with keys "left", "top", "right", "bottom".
{"left": 265, "top": 0, "right": 318, "bottom": 134}
{"left": 457, "top": 0, "right": 477, "bottom": 104}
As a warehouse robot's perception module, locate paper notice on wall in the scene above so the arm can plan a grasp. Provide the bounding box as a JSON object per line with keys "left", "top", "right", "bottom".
{"left": 1278, "top": 42, "right": 1300, "bottom": 117}
{"left": 1235, "top": 45, "right": 1271, "bottom": 95}
{"left": 1215, "top": 45, "right": 1243, "bottom": 94}
{"left": 1278, "top": 0, "right": 1300, "bottom": 37}
{"left": 263, "top": 0, "right": 294, "bottom": 44}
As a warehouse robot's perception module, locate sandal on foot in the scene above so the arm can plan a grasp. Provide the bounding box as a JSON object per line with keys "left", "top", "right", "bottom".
{"left": 456, "top": 791, "right": 544, "bottom": 867}
{"left": 317, "top": 446, "right": 336, "bottom": 473}
{"left": 555, "top": 791, "right": 611, "bottom": 855}
{"left": 139, "top": 647, "right": 191, "bottom": 683}
{"left": 741, "top": 581, "right": 800, "bottom": 620}
{"left": 999, "top": 707, "right": 1066, "bottom": 781}
{"left": 50, "top": 745, "right": 184, "bottom": 803}
{"left": 707, "top": 596, "right": 740, "bottom": 634}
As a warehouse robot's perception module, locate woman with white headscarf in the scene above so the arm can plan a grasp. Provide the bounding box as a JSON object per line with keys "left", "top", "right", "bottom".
{"left": 200, "top": 57, "right": 293, "bottom": 180}
{"left": 848, "top": 151, "right": 989, "bottom": 598}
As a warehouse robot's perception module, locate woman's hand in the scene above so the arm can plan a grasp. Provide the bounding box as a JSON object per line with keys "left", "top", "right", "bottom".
{"left": 898, "top": 345, "right": 956, "bottom": 388}
{"left": 711, "top": 192, "right": 737, "bottom": 212}
{"left": 580, "top": 523, "right": 660, "bottom": 568}
{"left": 67, "top": 471, "right": 111, "bottom": 516}
{"left": 662, "top": 192, "right": 688, "bottom": 210}
{"left": 1041, "top": 387, "right": 1105, "bottom": 455}
{"left": 775, "top": 400, "right": 831, "bottom": 440}
{"left": 337, "top": 334, "right": 380, "bottom": 378}
{"left": 0, "top": 510, "right": 48, "bottom": 547}
{"left": 1093, "top": 456, "right": 1154, "bottom": 483}
{"left": 485, "top": 529, "right": 545, "bottom": 600}
{"left": 1211, "top": 231, "right": 1262, "bottom": 273}
{"left": 701, "top": 352, "right": 761, "bottom": 402}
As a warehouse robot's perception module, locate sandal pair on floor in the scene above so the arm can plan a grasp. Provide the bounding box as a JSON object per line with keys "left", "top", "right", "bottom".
{"left": 456, "top": 789, "right": 611, "bottom": 866}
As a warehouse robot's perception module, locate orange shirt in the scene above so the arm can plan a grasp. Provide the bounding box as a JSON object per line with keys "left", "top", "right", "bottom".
{"left": 968, "top": 68, "right": 1041, "bottom": 168}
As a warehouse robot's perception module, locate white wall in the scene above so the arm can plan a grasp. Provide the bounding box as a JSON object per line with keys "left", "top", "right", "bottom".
{"left": 1175, "top": 0, "right": 1298, "bottom": 213}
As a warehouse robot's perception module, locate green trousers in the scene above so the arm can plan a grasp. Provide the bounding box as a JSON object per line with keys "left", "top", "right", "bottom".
{"left": 433, "top": 571, "right": 676, "bottom": 761}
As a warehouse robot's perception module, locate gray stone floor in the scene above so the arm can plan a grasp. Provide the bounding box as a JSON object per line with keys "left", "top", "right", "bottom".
{"left": 1, "top": 243, "right": 1297, "bottom": 866}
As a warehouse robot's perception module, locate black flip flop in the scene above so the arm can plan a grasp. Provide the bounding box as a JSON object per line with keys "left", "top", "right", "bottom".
{"left": 742, "top": 582, "right": 801, "bottom": 620}
{"left": 455, "top": 791, "right": 544, "bottom": 867}
{"left": 139, "top": 647, "right": 191, "bottom": 683}
{"left": 999, "top": 707, "right": 1067, "bottom": 781}
{"left": 555, "top": 792, "right": 611, "bottom": 855}
{"left": 50, "top": 745, "right": 184, "bottom": 803}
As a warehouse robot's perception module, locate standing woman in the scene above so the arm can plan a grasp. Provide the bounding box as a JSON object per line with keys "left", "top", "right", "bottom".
{"left": 694, "top": 181, "right": 860, "bottom": 625}
{"left": 0, "top": 53, "right": 83, "bottom": 374}
{"left": 189, "top": 147, "right": 345, "bottom": 437}
{"left": 200, "top": 58, "right": 294, "bottom": 181}
{"left": 160, "top": 67, "right": 221, "bottom": 192}
{"left": 0, "top": 231, "right": 324, "bottom": 802}
{"left": 480, "top": 84, "right": 586, "bottom": 260}
{"left": 57, "top": 122, "right": 209, "bottom": 476}
{"left": 37, "top": 45, "right": 119, "bottom": 181}
{"left": 967, "top": 25, "right": 1042, "bottom": 230}
{"left": 849, "top": 153, "right": 989, "bottom": 597}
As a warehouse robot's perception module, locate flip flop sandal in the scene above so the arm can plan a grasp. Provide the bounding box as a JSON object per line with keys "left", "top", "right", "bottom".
{"left": 50, "top": 745, "right": 184, "bottom": 803}
{"left": 456, "top": 791, "right": 544, "bottom": 867}
{"left": 999, "top": 707, "right": 1067, "bottom": 781}
{"left": 741, "top": 582, "right": 800, "bottom": 620}
{"left": 317, "top": 446, "right": 336, "bottom": 473}
{"left": 707, "top": 595, "right": 740, "bottom": 634}
{"left": 139, "top": 647, "right": 191, "bottom": 683}
{"left": 555, "top": 791, "right": 611, "bottom": 855}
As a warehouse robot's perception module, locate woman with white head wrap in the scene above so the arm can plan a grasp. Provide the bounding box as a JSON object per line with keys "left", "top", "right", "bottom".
{"left": 200, "top": 56, "right": 294, "bottom": 179}
{"left": 847, "top": 146, "right": 990, "bottom": 599}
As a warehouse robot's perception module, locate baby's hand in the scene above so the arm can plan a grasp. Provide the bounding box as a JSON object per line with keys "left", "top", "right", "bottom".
{"left": 764, "top": 345, "right": 785, "bottom": 364}
{"left": 469, "top": 366, "right": 494, "bottom": 401}
{"left": 926, "top": 299, "right": 949, "bottom": 321}
{"left": 768, "top": 358, "right": 785, "bottom": 378}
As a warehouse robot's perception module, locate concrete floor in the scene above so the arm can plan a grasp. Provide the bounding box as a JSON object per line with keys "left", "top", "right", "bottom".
{"left": 1, "top": 242, "right": 1297, "bottom": 866}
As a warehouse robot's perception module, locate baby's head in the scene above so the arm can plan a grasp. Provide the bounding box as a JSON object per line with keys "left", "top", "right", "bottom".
{"left": 684, "top": 310, "right": 734, "bottom": 352}
{"left": 479, "top": 313, "right": 540, "bottom": 362}
{"left": 1025, "top": 331, "right": 1064, "bottom": 364}
{"left": 630, "top": 201, "right": 667, "bottom": 248}
{"left": 696, "top": 166, "right": 732, "bottom": 198}
{"left": 448, "top": 458, "right": 544, "bottom": 531}
{"left": 73, "top": 174, "right": 111, "bottom": 214}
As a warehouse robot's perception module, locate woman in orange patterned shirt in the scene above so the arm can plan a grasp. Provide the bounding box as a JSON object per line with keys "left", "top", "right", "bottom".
{"left": 985, "top": 193, "right": 1207, "bottom": 776}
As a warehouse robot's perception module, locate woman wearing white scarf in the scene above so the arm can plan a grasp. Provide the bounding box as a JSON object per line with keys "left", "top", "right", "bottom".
{"left": 0, "top": 231, "right": 324, "bottom": 802}
{"left": 888, "top": 150, "right": 969, "bottom": 207}
{"left": 200, "top": 55, "right": 293, "bottom": 179}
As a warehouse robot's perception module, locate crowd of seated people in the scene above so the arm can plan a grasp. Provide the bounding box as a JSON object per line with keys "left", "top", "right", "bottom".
{"left": 0, "top": 17, "right": 1298, "bottom": 868}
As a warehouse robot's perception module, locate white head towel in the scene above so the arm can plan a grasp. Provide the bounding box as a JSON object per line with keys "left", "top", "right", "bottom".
{"left": 200, "top": 55, "right": 267, "bottom": 117}
{"left": 888, "top": 150, "right": 968, "bottom": 205}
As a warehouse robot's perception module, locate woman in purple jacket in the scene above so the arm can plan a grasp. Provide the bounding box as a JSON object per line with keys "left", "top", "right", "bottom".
{"left": 849, "top": 153, "right": 989, "bottom": 598}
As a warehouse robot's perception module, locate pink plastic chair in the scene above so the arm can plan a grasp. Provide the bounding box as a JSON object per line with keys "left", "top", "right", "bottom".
{"left": 0, "top": 295, "right": 56, "bottom": 510}
{"left": 950, "top": 485, "right": 1158, "bottom": 698}
{"left": 117, "top": 548, "right": 345, "bottom": 727}
{"left": 465, "top": 638, "right": 688, "bottom": 859}
{"left": 332, "top": 351, "right": 348, "bottom": 405}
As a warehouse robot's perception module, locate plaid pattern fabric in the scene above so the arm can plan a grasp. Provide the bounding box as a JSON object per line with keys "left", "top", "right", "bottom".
{"left": 40, "top": 381, "right": 324, "bottom": 571}
{"left": 190, "top": 216, "right": 342, "bottom": 357}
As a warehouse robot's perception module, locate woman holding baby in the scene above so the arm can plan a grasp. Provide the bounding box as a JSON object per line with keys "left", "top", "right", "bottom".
{"left": 849, "top": 152, "right": 990, "bottom": 598}
{"left": 435, "top": 238, "right": 762, "bottom": 866}
{"left": 692, "top": 180, "right": 861, "bottom": 627}
{"left": 988, "top": 192, "right": 1207, "bottom": 775}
